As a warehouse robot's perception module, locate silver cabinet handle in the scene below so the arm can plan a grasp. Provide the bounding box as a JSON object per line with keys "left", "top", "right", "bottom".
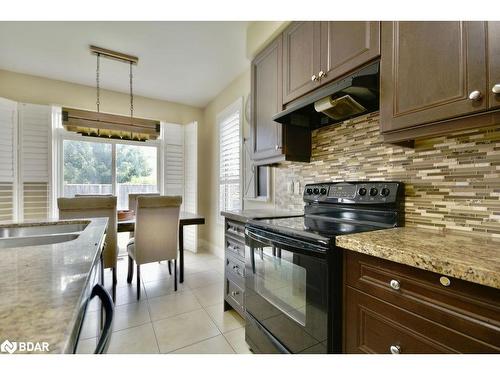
{"left": 389, "top": 279, "right": 401, "bottom": 290}
{"left": 311, "top": 74, "right": 318, "bottom": 82}
{"left": 390, "top": 345, "right": 401, "bottom": 354}
{"left": 468, "top": 90, "right": 482, "bottom": 101}
{"left": 318, "top": 70, "right": 326, "bottom": 79}
{"left": 492, "top": 84, "right": 500, "bottom": 94}
{"left": 275, "top": 144, "right": 279, "bottom": 150}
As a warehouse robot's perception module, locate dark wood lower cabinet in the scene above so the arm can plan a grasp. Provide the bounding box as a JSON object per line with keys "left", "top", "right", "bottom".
{"left": 343, "top": 250, "right": 500, "bottom": 353}
{"left": 223, "top": 218, "right": 246, "bottom": 318}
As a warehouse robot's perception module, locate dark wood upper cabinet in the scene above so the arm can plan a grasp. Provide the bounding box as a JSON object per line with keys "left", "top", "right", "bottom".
{"left": 380, "top": 21, "right": 488, "bottom": 135}
{"left": 282, "top": 22, "right": 321, "bottom": 104}
{"left": 319, "top": 21, "right": 380, "bottom": 86}
{"left": 282, "top": 21, "right": 381, "bottom": 106}
{"left": 488, "top": 21, "right": 500, "bottom": 109}
{"left": 251, "top": 34, "right": 311, "bottom": 165}
{"left": 251, "top": 35, "right": 283, "bottom": 161}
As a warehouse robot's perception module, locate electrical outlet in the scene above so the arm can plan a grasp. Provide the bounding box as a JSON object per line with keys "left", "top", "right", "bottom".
{"left": 287, "top": 181, "right": 294, "bottom": 194}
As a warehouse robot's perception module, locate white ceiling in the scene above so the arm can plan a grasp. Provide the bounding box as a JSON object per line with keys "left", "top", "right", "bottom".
{"left": 0, "top": 21, "right": 250, "bottom": 107}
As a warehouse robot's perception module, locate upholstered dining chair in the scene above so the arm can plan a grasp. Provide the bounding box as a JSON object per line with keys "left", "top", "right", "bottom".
{"left": 127, "top": 192, "right": 173, "bottom": 272}
{"left": 126, "top": 195, "right": 182, "bottom": 300}
{"left": 127, "top": 192, "right": 160, "bottom": 213}
{"left": 75, "top": 194, "right": 113, "bottom": 197}
{"left": 58, "top": 196, "right": 118, "bottom": 301}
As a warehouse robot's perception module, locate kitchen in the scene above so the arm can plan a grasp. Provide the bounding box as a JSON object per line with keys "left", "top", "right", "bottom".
{"left": 0, "top": 0, "right": 499, "bottom": 373}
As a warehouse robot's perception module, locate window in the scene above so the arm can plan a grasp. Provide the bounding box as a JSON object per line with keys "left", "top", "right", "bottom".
{"left": 218, "top": 98, "right": 242, "bottom": 219}
{"left": 63, "top": 139, "right": 112, "bottom": 197}
{"left": 62, "top": 139, "right": 159, "bottom": 210}
{"left": 116, "top": 144, "right": 157, "bottom": 210}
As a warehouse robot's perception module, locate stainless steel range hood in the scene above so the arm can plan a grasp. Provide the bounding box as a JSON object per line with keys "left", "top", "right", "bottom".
{"left": 272, "top": 61, "right": 379, "bottom": 129}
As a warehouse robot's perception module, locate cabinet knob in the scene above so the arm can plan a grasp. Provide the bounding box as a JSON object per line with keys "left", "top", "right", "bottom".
{"left": 318, "top": 70, "right": 326, "bottom": 79}
{"left": 389, "top": 279, "right": 401, "bottom": 290}
{"left": 390, "top": 345, "right": 401, "bottom": 354}
{"left": 275, "top": 144, "right": 279, "bottom": 150}
{"left": 311, "top": 74, "right": 318, "bottom": 82}
{"left": 468, "top": 90, "right": 482, "bottom": 101}
{"left": 439, "top": 276, "right": 451, "bottom": 287}
{"left": 492, "top": 84, "right": 500, "bottom": 94}
{"left": 231, "top": 291, "right": 240, "bottom": 297}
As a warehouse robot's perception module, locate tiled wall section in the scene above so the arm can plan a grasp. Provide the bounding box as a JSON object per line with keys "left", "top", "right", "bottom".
{"left": 275, "top": 113, "right": 500, "bottom": 237}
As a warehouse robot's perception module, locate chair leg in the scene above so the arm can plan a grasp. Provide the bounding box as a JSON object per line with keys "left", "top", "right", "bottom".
{"left": 174, "top": 259, "right": 177, "bottom": 292}
{"left": 127, "top": 256, "right": 134, "bottom": 284}
{"left": 136, "top": 264, "right": 141, "bottom": 300}
{"left": 112, "top": 267, "right": 117, "bottom": 303}
{"left": 168, "top": 260, "right": 172, "bottom": 275}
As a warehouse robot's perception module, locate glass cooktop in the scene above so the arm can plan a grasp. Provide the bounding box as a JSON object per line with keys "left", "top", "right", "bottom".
{"left": 250, "top": 215, "right": 381, "bottom": 245}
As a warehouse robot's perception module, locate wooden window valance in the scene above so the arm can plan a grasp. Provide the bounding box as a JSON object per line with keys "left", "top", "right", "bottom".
{"left": 62, "top": 107, "right": 160, "bottom": 141}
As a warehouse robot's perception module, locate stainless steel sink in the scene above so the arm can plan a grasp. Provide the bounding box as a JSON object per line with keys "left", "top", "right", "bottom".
{"left": 0, "top": 223, "right": 88, "bottom": 238}
{"left": 0, "top": 233, "right": 80, "bottom": 249}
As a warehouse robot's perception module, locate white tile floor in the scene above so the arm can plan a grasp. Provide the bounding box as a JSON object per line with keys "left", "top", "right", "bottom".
{"left": 77, "top": 251, "right": 251, "bottom": 354}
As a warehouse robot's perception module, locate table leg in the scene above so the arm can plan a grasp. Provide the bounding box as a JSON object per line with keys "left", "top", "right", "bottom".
{"left": 179, "top": 224, "right": 184, "bottom": 283}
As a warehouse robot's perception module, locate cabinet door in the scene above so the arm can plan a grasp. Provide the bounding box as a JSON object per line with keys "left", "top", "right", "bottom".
{"left": 380, "top": 21, "right": 487, "bottom": 133}
{"left": 251, "top": 35, "right": 283, "bottom": 160}
{"left": 319, "top": 21, "right": 380, "bottom": 85}
{"left": 282, "top": 21, "right": 321, "bottom": 104}
{"left": 488, "top": 21, "right": 500, "bottom": 109}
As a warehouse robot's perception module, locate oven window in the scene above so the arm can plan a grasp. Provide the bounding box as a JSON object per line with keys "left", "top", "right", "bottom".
{"left": 253, "top": 246, "right": 307, "bottom": 326}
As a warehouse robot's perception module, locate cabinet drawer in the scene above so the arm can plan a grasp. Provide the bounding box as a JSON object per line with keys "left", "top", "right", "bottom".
{"left": 225, "top": 278, "right": 245, "bottom": 314}
{"left": 225, "top": 253, "right": 245, "bottom": 280}
{"left": 225, "top": 220, "right": 245, "bottom": 241}
{"left": 225, "top": 237, "right": 245, "bottom": 259}
{"left": 345, "top": 251, "right": 500, "bottom": 349}
{"left": 345, "top": 286, "right": 498, "bottom": 353}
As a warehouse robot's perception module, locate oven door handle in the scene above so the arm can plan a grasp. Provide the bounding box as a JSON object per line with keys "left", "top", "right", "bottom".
{"left": 245, "top": 227, "right": 326, "bottom": 253}
{"left": 90, "top": 284, "right": 114, "bottom": 354}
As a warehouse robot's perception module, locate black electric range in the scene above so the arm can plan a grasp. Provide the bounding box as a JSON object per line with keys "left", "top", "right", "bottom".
{"left": 244, "top": 181, "right": 404, "bottom": 354}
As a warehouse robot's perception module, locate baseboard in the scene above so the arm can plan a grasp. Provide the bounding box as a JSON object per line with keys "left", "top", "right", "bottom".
{"left": 198, "top": 239, "right": 223, "bottom": 258}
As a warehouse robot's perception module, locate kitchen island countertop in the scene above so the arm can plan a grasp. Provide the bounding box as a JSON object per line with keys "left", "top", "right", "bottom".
{"left": 336, "top": 227, "right": 500, "bottom": 290}
{"left": 0, "top": 218, "right": 108, "bottom": 354}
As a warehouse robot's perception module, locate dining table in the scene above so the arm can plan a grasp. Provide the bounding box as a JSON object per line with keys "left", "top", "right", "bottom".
{"left": 117, "top": 211, "right": 205, "bottom": 283}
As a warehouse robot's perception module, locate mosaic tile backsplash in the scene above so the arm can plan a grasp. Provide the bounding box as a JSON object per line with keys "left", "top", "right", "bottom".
{"left": 275, "top": 112, "right": 500, "bottom": 237}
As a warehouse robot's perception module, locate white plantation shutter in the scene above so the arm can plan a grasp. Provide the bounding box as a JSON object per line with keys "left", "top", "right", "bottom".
{"left": 18, "top": 103, "right": 51, "bottom": 221}
{"left": 218, "top": 99, "right": 242, "bottom": 220}
{"left": 183, "top": 121, "right": 198, "bottom": 252}
{"left": 0, "top": 98, "right": 17, "bottom": 222}
{"left": 162, "top": 123, "right": 185, "bottom": 199}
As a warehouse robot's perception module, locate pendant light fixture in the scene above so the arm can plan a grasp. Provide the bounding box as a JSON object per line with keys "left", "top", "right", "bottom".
{"left": 61, "top": 45, "right": 160, "bottom": 141}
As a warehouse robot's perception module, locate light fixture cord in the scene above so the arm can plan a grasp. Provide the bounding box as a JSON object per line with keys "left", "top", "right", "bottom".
{"left": 129, "top": 61, "right": 134, "bottom": 124}
{"left": 96, "top": 53, "right": 100, "bottom": 113}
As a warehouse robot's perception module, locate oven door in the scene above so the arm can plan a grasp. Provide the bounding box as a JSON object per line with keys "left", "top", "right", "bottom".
{"left": 245, "top": 226, "right": 329, "bottom": 354}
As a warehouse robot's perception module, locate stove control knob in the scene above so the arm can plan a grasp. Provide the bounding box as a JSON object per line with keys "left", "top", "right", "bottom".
{"left": 320, "top": 187, "right": 327, "bottom": 195}
{"left": 380, "top": 187, "right": 390, "bottom": 197}
{"left": 306, "top": 188, "right": 313, "bottom": 195}
{"left": 313, "top": 188, "right": 320, "bottom": 195}
{"left": 369, "top": 187, "right": 378, "bottom": 196}
{"left": 358, "top": 187, "right": 367, "bottom": 196}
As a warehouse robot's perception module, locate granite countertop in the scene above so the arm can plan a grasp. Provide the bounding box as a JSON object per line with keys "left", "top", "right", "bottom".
{"left": 221, "top": 209, "right": 303, "bottom": 223}
{"left": 336, "top": 227, "right": 500, "bottom": 290}
{"left": 0, "top": 218, "right": 108, "bottom": 354}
